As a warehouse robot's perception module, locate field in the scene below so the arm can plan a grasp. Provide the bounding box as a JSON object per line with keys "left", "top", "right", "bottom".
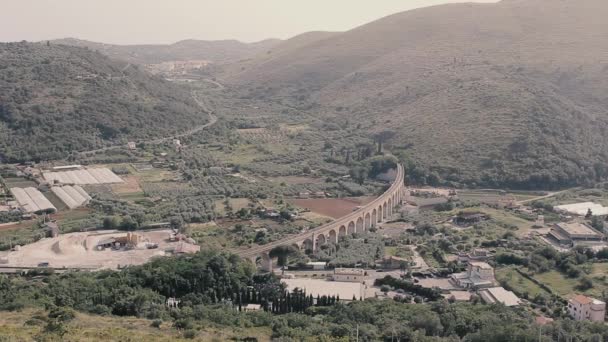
{"left": 0, "top": 309, "right": 271, "bottom": 341}
{"left": 532, "top": 263, "right": 608, "bottom": 298}
{"left": 495, "top": 267, "right": 551, "bottom": 298}
{"left": 289, "top": 196, "right": 375, "bottom": 219}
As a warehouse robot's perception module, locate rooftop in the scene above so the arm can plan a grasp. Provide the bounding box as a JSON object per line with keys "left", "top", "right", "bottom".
{"left": 479, "top": 287, "right": 520, "bottom": 306}
{"left": 570, "top": 294, "right": 593, "bottom": 305}
{"left": 469, "top": 261, "right": 493, "bottom": 270}
{"left": 555, "top": 222, "right": 602, "bottom": 237}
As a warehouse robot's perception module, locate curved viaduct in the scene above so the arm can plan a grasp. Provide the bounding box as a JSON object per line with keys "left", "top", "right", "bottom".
{"left": 235, "top": 164, "right": 406, "bottom": 270}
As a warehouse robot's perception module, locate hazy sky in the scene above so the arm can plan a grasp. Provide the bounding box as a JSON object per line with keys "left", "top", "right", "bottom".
{"left": 1, "top": 0, "right": 498, "bottom": 44}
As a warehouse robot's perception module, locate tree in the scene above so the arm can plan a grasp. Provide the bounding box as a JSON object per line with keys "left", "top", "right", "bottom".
{"left": 586, "top": 208, "right": 593, "bottom": 219}
{"left": 269, "top": 245, "right": 298, "bottom": 275}
{"left": 373, "top": 130, "right": 396, "bottom": 154}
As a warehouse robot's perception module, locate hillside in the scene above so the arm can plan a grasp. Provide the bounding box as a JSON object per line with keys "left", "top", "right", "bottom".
{"left": 0, "top": 42, "right": 208, "bottom": 162}
{"left": 52, "top": 37, "right": 281, "bottom": 65}
{"left": 226, "top": 0, "right": 608, "bottom": 189}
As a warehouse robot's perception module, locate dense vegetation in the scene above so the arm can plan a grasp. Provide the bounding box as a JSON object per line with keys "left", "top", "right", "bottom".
{"left": 4, "top": 251, "right": 608, "bottom": 341}
{"left": 0, "top": 42, "right": 207, "bottom": 162}
{"left": 225, "top": 0, "right": 608, "bottom": 190}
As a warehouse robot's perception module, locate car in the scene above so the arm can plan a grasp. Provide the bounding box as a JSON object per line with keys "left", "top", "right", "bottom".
{"left": 37, "top": 262, "right": 50, "bottom": 267}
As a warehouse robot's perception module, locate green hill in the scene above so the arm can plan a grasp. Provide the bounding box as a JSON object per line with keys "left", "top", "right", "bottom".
{"left": 226, "top": 0, "right": 608, "bottom": 189}
{"left": 0, "top": 42, "right": 208, "bottom": 162}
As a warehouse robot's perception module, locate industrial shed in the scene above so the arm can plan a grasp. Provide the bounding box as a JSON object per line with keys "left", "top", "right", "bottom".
{"left": 10, "top": 187, "right": 57, "bottom": 214}
{"left": 51, "top": 185, "right": 91, "bottom": 209}
{"left": 43, "top": 168, "right": 123, "bottom": 185}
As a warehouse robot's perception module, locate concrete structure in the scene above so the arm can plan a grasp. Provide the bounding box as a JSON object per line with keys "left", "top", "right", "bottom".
{"left": 567, "top": 295, "right": 606, "bottom": 322}
{"left": 306, "top": 261, "right": 327, "bottom": 270}
{"left": 548, "top": 222, "right": 603, "bottom": 246}
{"left": 333, "top": 268, "right": 365, "bottom": 282}
{"left": 235, "top": 164, "right": 406, "bottom": 271}
{"left": 450, "top": 261, "right": 496, "bottom": 289}
{"left": 555, "top": 202, "right": 608, "bottom": 216}
{"left": 52, "top": 165, "right": 82, "bottom": 171}
{"left": 10, "top": 187, "right": 57, "bottom": 214}
{"left": 457, "top": 249, "right": 491, "bottom": 263}
{"left": 479, "top": 287, "right": 520, "bottom": 306}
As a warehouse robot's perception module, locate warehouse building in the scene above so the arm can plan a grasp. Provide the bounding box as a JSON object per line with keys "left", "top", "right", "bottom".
{"left": 548, "top": 222, "right": 604, "bottom": 246}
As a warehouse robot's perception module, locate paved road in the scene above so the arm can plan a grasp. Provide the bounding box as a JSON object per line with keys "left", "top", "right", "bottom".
{"left": 517, "top": 189, "right": 574, "bottom": 205}
{"left": 76, "top": 91, "right": 216, "bottom": 156}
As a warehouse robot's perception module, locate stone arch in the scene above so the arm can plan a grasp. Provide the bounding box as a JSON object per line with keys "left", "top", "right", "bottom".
{"left": 378, "top": 205, "right": 383, "bottom": 222}
{"left": 372, "top": 209, "right": 377, "bottom": 227}
{"left": 316, "top": 233, "right": 326, "bottom": 248}
{"left": 303, "top": 238, "right": 313, "bottom": 252}
{"left": 383, "top": 201, "right": 388, "bottom": 220}
{"left": 329, "top": 229, "right": 337, "bottom": 244}
{"left": 388, "top": 198, "right": 392, "bottom": 217}
{"left": 364, "top": 213, "right": 371, "bottom": 230}
{"left": 347, "top": 221, "right": 356, "bottom": 235}
{"left": 292, "top": 243, "right": 301, "bottom": 251}
{"left": 356, "top": 217, "right": 364, "bottom": 233}
{"left": 338, "top": 225, "right": 347, "bottom": 237}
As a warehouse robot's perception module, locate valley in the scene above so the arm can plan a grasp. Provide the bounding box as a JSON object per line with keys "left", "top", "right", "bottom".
{"left": 3, "top": 0, "right": 608, "bottom": 340}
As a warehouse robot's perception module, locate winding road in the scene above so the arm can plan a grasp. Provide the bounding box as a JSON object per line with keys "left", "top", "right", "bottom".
{"left": 76, "top": 91, "right": 217, "bottom": 156}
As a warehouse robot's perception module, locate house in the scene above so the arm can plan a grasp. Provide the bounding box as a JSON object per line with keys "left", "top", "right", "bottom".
{"left": 127, "top": 142, "right": 137, "bottom": 150}
{"left": 379, "top": 255, "right": 410, "bottom": 269}
{"left": 478, "top": 287, "right": 520, "bottom": 306}
{"left": 548, "top": 222, "right": 604, "bottom": 247}
{"left": 567, "top": 295, "right": 606, "bottom": 322}
{"left": 450, "top": 261, "right": 496, "bottom": 289}
{"left": 333, "top": 268, "right": 365, "bottom": 283}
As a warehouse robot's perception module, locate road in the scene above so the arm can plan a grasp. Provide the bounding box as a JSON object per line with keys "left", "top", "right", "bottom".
{"left": 76, "top": 91, "right": 217, "bottom": 156}
{"left": 516, "top": 189, "right": 574, "bottom": 205}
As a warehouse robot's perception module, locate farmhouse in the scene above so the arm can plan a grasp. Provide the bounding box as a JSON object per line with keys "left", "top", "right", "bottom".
{"left": 567, "top": 295, "right": 606, "bottom": 322}
{"left": 450, "top": 261, "right": 496, "bottom": 289}
{"left": 548, "top": 222, "right": 603, "bottom": 246}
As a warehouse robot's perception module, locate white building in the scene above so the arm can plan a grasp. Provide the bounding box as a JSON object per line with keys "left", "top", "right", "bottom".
{"left": 479, "top": 287, "right": 520, "bottom": 306}
{"left": 450, "top": 261, "right": 496, "bottom": 289}
{"left": 333, "top": 268, "right": 365, "bottom": 283}
{"left": 306, "top": 261, "right": 327, "bottom": 270}
{"left": 568, "top": 295, "right": 606, "bottom": 322}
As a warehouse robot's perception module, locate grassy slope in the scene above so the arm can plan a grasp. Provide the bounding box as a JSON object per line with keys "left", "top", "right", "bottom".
{"left": 0, "top": 42, "right": 207, "bottom": 162}
{"left": 0, "top": 309, "right": 271, "bottom": 341}
{"left": 226, "top": 0, "right": 608, "bottom": 189}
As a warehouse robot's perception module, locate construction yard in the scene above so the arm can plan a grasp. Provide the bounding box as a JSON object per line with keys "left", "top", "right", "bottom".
{"left": 0, "top": 229, "right": 199, "bottom": 270}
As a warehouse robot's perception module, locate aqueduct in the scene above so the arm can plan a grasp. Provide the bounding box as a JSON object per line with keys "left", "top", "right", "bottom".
{"left": 235, "top": 164, "right": 406, "bottom": 270}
